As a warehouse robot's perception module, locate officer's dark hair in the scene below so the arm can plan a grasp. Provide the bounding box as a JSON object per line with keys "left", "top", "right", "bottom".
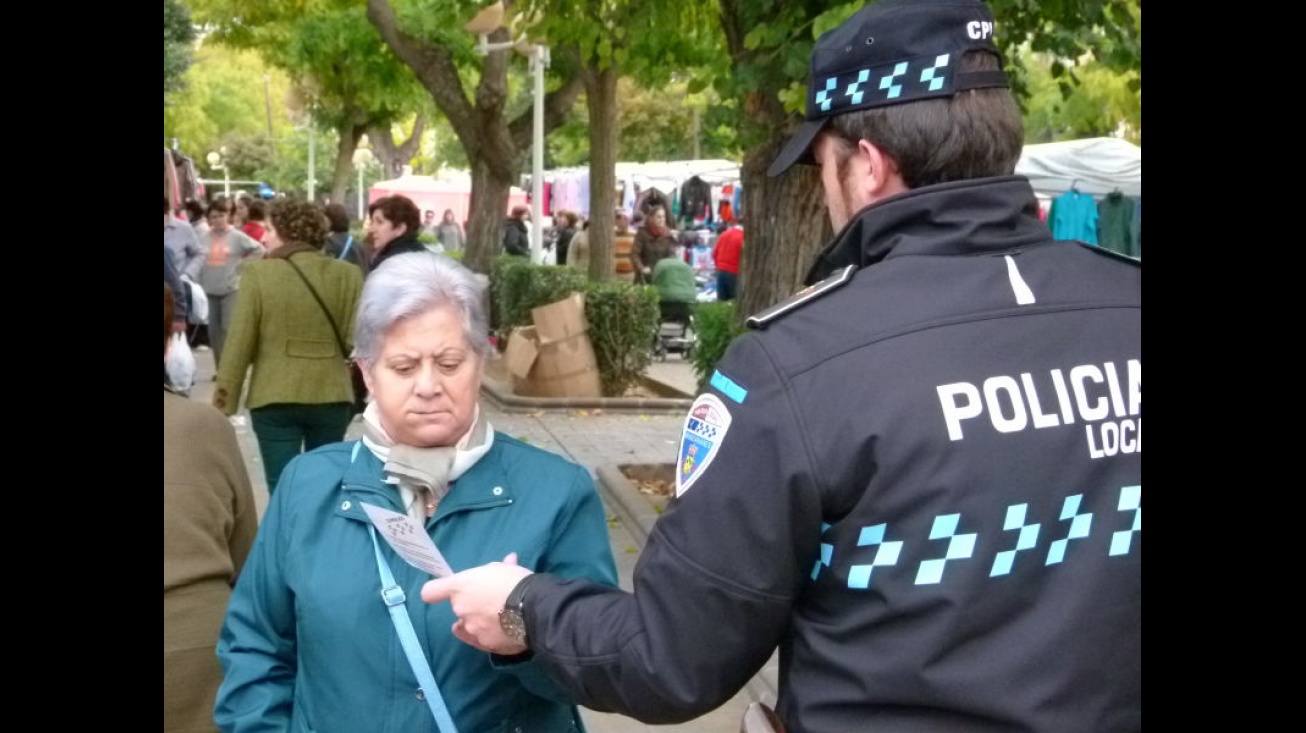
{"left": 827, "top": 50, "right": 1023, "bottom": 189}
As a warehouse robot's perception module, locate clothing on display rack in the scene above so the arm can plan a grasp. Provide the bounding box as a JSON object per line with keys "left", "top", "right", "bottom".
{"left": 1095, "top": 190, "right": 1139, "bottom": 258}
{"left": 680, "top": 176, "right": 712, "bottom": 226}
{"left": 1048, "top": 188, "right": 1098, "bottom": 244}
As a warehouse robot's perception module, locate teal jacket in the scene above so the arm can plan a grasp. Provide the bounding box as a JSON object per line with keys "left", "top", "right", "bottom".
{"left": 215, "top": 434, "right": 618, "bottom": 733}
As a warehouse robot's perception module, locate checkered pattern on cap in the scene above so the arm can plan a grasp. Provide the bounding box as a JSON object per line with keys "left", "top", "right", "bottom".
{"left": 768, "top": 0, "right": 1009, "bottom": 177}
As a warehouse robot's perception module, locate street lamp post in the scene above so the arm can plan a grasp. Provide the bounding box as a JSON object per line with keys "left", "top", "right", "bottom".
{"left": 206, "top": 148, "right": 230, "bottom": 199}
{"left": 465, "top": 4, "right": 549, "bottom": 262}
{"left": 524, "top": 44, "right": 549, "bottom": 262}
{"left": 352, "top": 147, "right": 374, "bottom": 222}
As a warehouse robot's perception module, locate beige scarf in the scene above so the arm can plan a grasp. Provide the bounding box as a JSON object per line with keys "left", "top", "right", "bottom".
{"left": 360, "top": 401, "right": 494, "bottom": 523}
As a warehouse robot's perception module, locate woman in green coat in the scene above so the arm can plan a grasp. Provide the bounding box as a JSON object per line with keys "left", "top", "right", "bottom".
{"left": 213, "top": 198, "right": 364, "bottom": 491}
{"left": 216, "top": 251, "right": 618, "bottom": 732}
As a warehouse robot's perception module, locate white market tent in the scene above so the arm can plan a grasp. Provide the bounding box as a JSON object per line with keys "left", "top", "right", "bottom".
{"left": 1016, "top": 137, "right": 1141, "bottom": 198}
{"left": 367, "top": 169, "right": 530, "bottom": 224}
{"left": 613, "top": 159, "right": 740, "bottom": 190}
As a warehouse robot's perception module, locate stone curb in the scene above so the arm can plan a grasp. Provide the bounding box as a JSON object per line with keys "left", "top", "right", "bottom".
{"left": 594, "top": 465, "right": 781, "bottom": 706}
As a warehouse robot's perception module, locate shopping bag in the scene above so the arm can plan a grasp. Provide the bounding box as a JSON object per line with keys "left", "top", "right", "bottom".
{"left": 166, "top": 332, "right": 196, "bottom": 392}
{"left": 186, "top": 279, "right": 209, "bottom": 325}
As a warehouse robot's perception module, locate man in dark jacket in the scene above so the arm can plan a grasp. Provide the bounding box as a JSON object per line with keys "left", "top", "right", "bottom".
{"left": 503, "top": 205, "right": 531, "bottom": 257}
{"left": 423, "top": 2, "right": 1141, "bottom": 731}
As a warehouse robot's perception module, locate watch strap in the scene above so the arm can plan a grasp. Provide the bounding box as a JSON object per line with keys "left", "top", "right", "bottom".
{"left": 505, "top": 573, "right": 538, "bottom": 613}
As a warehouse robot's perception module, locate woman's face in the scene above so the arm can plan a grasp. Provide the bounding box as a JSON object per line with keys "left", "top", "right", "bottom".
{"left": 442, "top": 210, "right": 456, "bottom": 224}
{"left": 649, "top": 208, "right": 666, "bottom": 227}
{"left": 362, "top": 305, "right": 483, "bottom": 448}
{"left": 207, "top": 210, "right": 230, "bottom": 232}
{"left": 369, "top": 211, "right": 406, "bottom": 250}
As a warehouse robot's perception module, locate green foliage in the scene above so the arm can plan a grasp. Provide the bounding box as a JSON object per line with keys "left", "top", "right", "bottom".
{"left": 583, "top": 283, "right": 660, "bottom": 397}
{"left": 687, "top": 301, "right": 746, "bottom": 393}
{"left": 1019, "top": 44, "right": 1141, "bottom": 145}
{"left": 164, "top": 0, "right": 196, "bottom": 96}
{"left": 488, "top": 256, "right": 588, "bottom": 342}
{"left": 548, "top": 76, "right": 741, "bottom": 166}
{"left": 188, "top": 0, "right": 428, "bottom": 169}
{"left": 218, "top": 131, "right": 278, "bottom": 180}
{"left": 163, "top": 44, "right": 295, "bottom": 167}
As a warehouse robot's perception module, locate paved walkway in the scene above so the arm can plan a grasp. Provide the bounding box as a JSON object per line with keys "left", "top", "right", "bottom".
{"left": 185, "top": 347, "right": 773, "bottom": 733}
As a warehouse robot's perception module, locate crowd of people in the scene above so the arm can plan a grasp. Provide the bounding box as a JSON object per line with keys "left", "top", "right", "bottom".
{"left": 165, "top": 3, "right": 1139, "bottom": 731}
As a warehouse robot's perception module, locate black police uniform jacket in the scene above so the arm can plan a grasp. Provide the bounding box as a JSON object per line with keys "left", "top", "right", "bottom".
{"left": 522, "top": 176, "right": 1141, "bottom": 733}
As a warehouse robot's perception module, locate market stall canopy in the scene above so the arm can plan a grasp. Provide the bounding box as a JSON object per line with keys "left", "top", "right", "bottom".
{"left": 368, "top": 169, "right": 529, "bottom": 225}
{"left": 1016, "top": 137, "right": 1141, "bottom": 198}
{"left": 614, "top": 159, "right": 740, "bottom": 190}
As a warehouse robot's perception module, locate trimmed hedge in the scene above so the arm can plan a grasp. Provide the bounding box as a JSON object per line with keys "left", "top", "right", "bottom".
{"left": 585, "top": 283, "right": 660, "bottom": 396}
{"left": 488, "top": 256, "right": 663, "bottom": 397}
{"left": 488, "top": 255, "right": 588, "bottom": 342}
{"left": 686, "top": 301, "right": 747, "bottom": 393}
{"left": 487, "top": 257, "right": 749, "bottom": 397}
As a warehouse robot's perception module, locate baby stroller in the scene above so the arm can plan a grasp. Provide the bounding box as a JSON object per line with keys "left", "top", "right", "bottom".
{"left": 654, "top": 301, "right": 696, "bottom": 361}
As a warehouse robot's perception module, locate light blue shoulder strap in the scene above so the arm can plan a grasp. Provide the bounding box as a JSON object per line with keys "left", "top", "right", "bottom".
{"left": 339, "top": 235, "right": 354, "bottom": 260}
{"left": 369, "top": 525, "right": 459, "bottom": 733}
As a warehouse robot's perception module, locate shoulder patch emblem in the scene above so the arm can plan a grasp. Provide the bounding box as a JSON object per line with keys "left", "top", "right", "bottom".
{"left": 745, "top": 265, "right": 856, "bottom": 329}
{"left": 676, "top": 393, "right": 733, "bottom": 497}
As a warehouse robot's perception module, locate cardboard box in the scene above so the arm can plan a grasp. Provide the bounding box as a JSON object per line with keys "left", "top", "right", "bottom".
{"left": 531, "top": 292, "right": 589, "bottom": 343}
{"left": 503, "top": 293, "right": 603, "bottom": 398}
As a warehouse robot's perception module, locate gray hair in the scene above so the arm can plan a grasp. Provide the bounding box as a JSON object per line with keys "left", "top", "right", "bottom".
{"left": 353, "top": 251, "right": 491, "bottom": 366}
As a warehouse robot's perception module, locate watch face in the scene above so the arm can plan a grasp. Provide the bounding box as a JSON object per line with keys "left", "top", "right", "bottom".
{"left": 499, "top": 609, "right": 528, "bottom": 645}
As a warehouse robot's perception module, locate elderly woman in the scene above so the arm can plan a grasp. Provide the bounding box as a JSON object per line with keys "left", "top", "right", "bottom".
{"left": 213, "top": 198, "right": 364, "bottom": 492}
{"left": 215, "top": 251, "right": 618, "bottom": 733}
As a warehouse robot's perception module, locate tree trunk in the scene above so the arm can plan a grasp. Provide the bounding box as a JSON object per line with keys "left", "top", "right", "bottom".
{"left": 584, "top": 64, "right": 619, "bottom": 281}
{"left": 369, "top": 115, "right": 426, "bottom": 178}
{"left": 330, "top": 122, "right": 366, "bottom": 204}
{"left": 366, "top": 0, "right": 585, "bottom": 275}
{"left": 465, "top": 156, "right": 510, "bottom": 275}
{"left": 735, "top": 145, "right": 830, "bottom": 323}
{"left": 719, "top": 0, "right": 833, "bottom": 326}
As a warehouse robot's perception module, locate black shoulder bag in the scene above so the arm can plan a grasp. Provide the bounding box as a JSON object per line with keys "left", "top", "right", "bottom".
{"left": 284, "top": 257, "right": 368, "bottom": 415}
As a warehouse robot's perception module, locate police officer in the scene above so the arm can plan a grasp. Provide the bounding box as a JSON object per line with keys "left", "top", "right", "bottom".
{"left": 423, "top": 2, "right": 1141, "bottom": 731}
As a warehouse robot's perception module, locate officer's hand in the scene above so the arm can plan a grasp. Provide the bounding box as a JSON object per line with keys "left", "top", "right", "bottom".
{"left": 423, "top": 553, "right": 532, "bottom": 655}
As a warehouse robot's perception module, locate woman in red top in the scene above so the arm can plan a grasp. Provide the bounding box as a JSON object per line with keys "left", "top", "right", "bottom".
{"left": 712, "top": 219, "right": 743, "bottom": 301}
{"left": 241, "top": 199, "right": 268, "bottom": 243}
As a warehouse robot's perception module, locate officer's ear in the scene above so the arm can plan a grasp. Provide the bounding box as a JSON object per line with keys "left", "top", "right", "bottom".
{"left": 857, "top": 139, "right": 908, "bottom": 201}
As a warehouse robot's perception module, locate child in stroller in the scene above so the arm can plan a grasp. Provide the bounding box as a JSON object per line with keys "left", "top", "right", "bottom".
{"left": 651, "top": 252, "right": 698, "bottom": 360}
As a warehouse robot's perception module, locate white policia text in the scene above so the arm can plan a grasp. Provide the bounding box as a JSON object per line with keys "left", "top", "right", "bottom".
{"left": 935, "top": 359, "right": 1140, "bottom": 458}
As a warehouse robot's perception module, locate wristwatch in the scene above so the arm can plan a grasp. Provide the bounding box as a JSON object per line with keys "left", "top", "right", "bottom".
{"left": 499, "top": 574, "right": 538, "bottom": 647}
